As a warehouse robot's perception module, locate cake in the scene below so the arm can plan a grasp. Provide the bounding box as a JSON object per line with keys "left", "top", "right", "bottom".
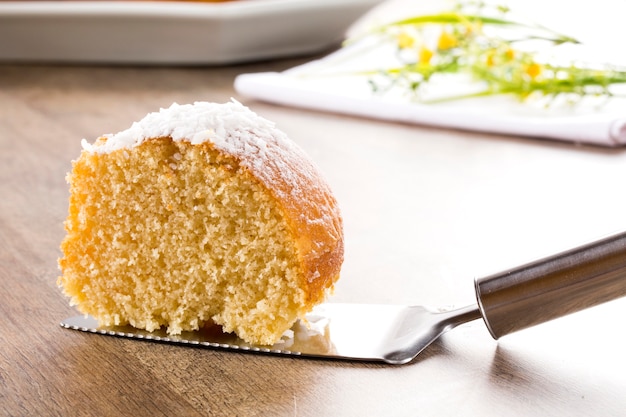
{"left": 57, "top": 100, "right": 344, "bottom": 346}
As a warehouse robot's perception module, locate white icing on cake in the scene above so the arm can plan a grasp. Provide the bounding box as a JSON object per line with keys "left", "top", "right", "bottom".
{"left": 82, "top": 99, "right": 294, "bottom": 156}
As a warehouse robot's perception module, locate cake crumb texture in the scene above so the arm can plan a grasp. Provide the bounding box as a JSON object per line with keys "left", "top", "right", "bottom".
{"left": 58, "top": 101, "right": 344, "bottom": 345}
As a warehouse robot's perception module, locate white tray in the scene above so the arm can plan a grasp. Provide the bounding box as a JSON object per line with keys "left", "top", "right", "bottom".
{"left": 0, "top": 0, "right": 382, "bottom": 65}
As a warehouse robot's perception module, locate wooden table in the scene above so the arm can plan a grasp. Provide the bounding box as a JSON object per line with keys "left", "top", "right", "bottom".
{"left": 2, "top": 59, "right": 626, "bottom": 417}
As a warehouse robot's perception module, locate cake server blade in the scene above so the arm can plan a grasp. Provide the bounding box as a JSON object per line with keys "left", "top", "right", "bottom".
{"left": 61, "top": 303, "right": 481, "bottom": 365}
{"left": 61, "top": 230, "right": 626, "bottom": 365}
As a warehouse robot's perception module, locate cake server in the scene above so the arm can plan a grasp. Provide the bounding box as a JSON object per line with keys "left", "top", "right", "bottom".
{"left": 61, "top": 230, "right": 626, "bottom": 365}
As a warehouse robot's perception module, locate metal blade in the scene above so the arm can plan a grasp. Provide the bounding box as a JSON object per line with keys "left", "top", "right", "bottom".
{"left": 61, "top": 303, "right": 480, "bottom": 364}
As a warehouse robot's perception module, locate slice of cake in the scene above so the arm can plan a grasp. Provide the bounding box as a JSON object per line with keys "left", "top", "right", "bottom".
{"left": 58, "top": 100, "right": 344, "bottom": 345}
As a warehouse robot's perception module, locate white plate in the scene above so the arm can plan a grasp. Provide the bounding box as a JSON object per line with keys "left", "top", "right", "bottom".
{"left": 0, "top": 0, "right": 382, "bottom": 65}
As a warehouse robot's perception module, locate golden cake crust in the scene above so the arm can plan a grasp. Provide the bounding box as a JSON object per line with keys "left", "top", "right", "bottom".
{"left": 220, "top": 128, "right": 344, "bottom": 305}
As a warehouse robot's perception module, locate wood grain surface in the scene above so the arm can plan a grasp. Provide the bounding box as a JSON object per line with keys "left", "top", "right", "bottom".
{"left": 2, "top": 60, "right": 626, "bottom": 417}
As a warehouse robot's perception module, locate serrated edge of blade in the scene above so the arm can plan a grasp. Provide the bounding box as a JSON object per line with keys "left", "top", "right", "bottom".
{"left": 60, "top": 317, "right": 303, "bottom": 357}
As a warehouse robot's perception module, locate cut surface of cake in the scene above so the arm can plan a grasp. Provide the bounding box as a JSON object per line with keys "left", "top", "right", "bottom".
{"left": 58, "top": 100, "right": 344, "bottom": 345}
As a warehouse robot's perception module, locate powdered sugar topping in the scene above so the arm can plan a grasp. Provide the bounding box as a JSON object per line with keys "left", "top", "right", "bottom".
{"left": 82, "top": 99, "right": 294, "bottom": 156}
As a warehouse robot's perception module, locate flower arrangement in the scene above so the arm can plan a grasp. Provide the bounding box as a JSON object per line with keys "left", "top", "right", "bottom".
{"left": 349, "top": 1, "right": 626, "bottom": 103}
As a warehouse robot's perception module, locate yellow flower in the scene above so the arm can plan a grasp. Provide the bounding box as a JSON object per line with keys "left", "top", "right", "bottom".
{"left": 437, "top": 31, "right": 458, "bottom": 50}
{"left": 525, "top": 62, "right": 542, "bottom": 79}
{"left": 504, "top": 47, "right": 515, "bottom": 61}
{"left": 397, "top": 32, "right": 415, "bottom": 49}
{"left": 419, "top": 46, "right": 434, "bottom": 65}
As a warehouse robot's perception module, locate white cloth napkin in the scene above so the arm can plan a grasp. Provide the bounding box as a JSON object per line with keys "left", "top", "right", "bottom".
{"left": 234, "top": 3, "right": 626, "bottom": 147}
